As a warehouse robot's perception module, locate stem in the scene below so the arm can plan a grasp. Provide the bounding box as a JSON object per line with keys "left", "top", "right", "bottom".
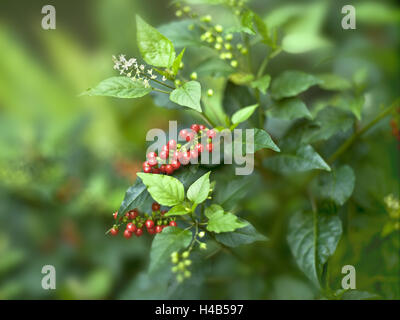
{"left": 153, "top": 88, "right": 171, "bottom": 94}
{"left": 328, "top": 99, "right": 399, "bottom": 163}
{"left": 144, "top": 74, "right": 175, "bottom": 90}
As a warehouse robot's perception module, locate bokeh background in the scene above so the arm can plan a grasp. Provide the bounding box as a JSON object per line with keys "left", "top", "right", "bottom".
{"left": 0, "top": 0, "right": 399, "bottom": 299}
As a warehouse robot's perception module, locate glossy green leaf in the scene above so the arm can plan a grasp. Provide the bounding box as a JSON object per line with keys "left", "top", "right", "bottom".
{"left": 287, "top": 211, "right": 342, "bottom": 286}
{"left": 116, "top": 178, "right": 151, "bottom": 220}
{"left": 270, "top": 71, "right": 322, "bottom": 100}
{"left": 164, "top": 204, "right": 189, "bottom": 217}
{"left": 170, "top": 81, "right": 202, "bottom": 112}
{"left": 231, "top": 104, "right": 259, "bottom": 124}
{"left": 82, "top": 77, "right": 152, "bottom": 98}
{"left": 187, "top": 171, "right": 211, "bottom": 204}
{"left": 136, "top": 15, "right": 175, "bottom": 68}
{"left": 149, "top": 227, "right": 192, "bottom": 273}
{"left": 136, "top": 173, "right": 184, "bottom": 206}
{"left": 264, "top": 145, "right": 330, "bottom": 174}
{"left": 205, "top": 204, "right": 247, "bottom": 233}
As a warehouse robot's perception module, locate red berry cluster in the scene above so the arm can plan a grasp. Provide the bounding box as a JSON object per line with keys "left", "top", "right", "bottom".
{"left": 109, "top": 202, "right": 177, "bottom": 239}
{"left": 142, "top": 124, "right": 217, "bottom": 175}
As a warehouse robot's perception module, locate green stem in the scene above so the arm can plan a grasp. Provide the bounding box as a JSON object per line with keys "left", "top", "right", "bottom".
{"left": 153, "top": 88, "right": 171, "bottom": 94}
{"left": 328, "top": 99, "right": 399, "bottom": 163}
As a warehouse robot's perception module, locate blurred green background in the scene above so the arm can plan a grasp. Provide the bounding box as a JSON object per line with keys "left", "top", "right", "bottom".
{"left": 0, "top": 0, "right": 399, "bottom": 299}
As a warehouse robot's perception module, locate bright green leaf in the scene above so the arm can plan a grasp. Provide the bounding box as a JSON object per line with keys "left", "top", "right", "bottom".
{"left": 149, "top": 227, "right": 192, "bottom": 273}
{"left": 205, "top": 204, "right": 247, "bottom": 233}
{"left": 229, "top": 73, "right": 254, "bottom": 86}
{"left": 82, "top": 77, "right": 152, "bottom": 98}
{"left": 171, "top": 48, "right": 186, "bottom": 76}
{"left": 187, "top": 171, "right": 211, "bottom": 204}
{"left": 170, "top": 81, "right": 202, "bottom": 112}
{"left": 231, "top": 104, "right": 259, "bottom": 124}
{"left": 136, "top": 173, "right": 184, "bottom": 206}
{"left": 136, "top": 15, "right": 176, "bottom": 68}
{"left": 164, "top": 204, "right": 189, "bottom": 217}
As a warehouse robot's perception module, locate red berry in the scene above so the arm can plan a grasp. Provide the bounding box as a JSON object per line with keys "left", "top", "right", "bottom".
{"left": 190, "top": 149, "right": 198, "bottom": 159}
{"left": 160, "top": 150, "right": 169, "bottom": 160}
{"left": 128, "top": 209, "right": 138, "bottom": 219}
{"left": 199, "top": 124, "right": 206, "bottom": 130}
{"left": 191, "top": 124, "right": 200, "bottom": 132}
{"left": 152, "top": 202, "right": 161, "bottom": 211}
{"left": 206, "top": 143, "right": 213, "bottom": 152}
{"left": 124, "top": 229, "right": 132, "bottom": 239}
{"left": 169, "top": 221, "right": 177, "bottom": 227}
{"left": 179, "top": 129, "right": 188, "bottom": 139}
{"left": 171, "top": 160, "right": 181, "bottom": 170}
{"left": 155, "top": 225, "right": 163, "bottom": 233}
{"left": 113, "top": 211, "right": 118, "bottom": 219}
{"left": 125, "top": 212, "right": 130, "bottom": 218}
{"left": 147, "top": 228, "right": 155, "bottom": 235}
{"left": 135, "top": 228, "right": 143, "bottom": 237}
{"left": 148, "top": 157, "right": 158, "bottom": 166}
{"left": 168, "top": 139, "right": 177, "bottom": 150}
{"left": 162, "top": 145, "right": 169, "bottom": 152}
{"left": 147, "top": 152, "right": 157, "bottom": 159}
{"left": 161, "top": 210, "right": 167, "bottom": 215}
{"left": 143, "top": 165, "right": 152, "bottom": 173}
{"left": 207, "top": 129, "right": 216, "bottom": 139}
{"left": 152, "top": 168, "right": 161, "bottom": 174}
{"left": 160, "top": 164, "right": 166, "bottom": 173}
{"left": 110, "top": 227, "right": 119, "bottom": 236}
{"left": 145, "top": 219, "right": 155, "bottom": 229}
{"left": 172, "top": 150, "right": 180, "bottom": 160}
{"left": 186, "top": 131, "right": 194, "bottom": 142}
{"left": 195, "top": 143, "right": 204, "bottom": 153}
{"left": 126, "top": 222, "right": 137, "bottom": 233}
{"left": 143, "top": 161, "right": 150, "bottom": 168}
{"left": 179, "top": 152, "right": 191, "bottom": 165}
{"left": 165, "top": 164, "right": 174, "bottom": 175}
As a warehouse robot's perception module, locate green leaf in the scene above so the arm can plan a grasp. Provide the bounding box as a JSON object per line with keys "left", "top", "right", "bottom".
{"left": 317, "top": 74, "right": 352, "bottom": 91}
{"left": 250, "top": 74, "right": 271, "bottom": 94}
{"left": 287, "top": 211, "right": 342, "bottom": 287}
{"left": 270, "top": 71, "right": 322, "bottom": 100}
{"left": 264, "top": 145, "right": 331, "bottom": 174}
{"left": 116, "top": 179, "right": 151, "bottom": 220}
{"left": 331, "top": 94, "right": 365, "bottom": 120}
{"left": 136, "top": 15, "right": 175, "bottom": 68}
{"left": 170, "top": 81, "right": 202, "bottom": 112}
{"left": 171, "top": 48, "right": 185, "bottom": 76}
{"left": 229, "top": 72, "right": 254, "bottom": 86}
{"left": 215, "top": 221, "right": 268, "bottom": 247}
{"left": 316, "top": 165, "right": 355, "bottom": 206}
{"left": 187, "top": 171, "right": 211, "bottom": 204}
{"left": 164, "top": 204, "right": 189, "bottom": 217}
{"left": 205, "top": 204, "right": 247, "bottom": 233}
{"left": 267, "top": 98, "right": 312, "bottom": 120}
{"left": 82, "top": 77, "right": 152, "bottom": 98}
{"left": 282, "top": 33, "right": 330, "bottom": 54}
{"left": 158, "top": 19, "right": 203, "bottom": 47}
{"left": 136, "top": 173, "right": 184, "bottom": 206}
{"left": 149, "top": 227, "right": 192, "bottom": 273}
{"left": 240, "top": 9, "right": 256, "bottom": 35}
{"left": 238, "top": 128, "right": 280, "bottom": 153}
{"left": 231, "top": 104, "right": 259, "bottom": 125}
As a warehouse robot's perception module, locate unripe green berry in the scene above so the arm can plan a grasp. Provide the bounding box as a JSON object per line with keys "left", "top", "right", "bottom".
{"left": 172, "top": 266, "right": 178, "bottom": 273}
{"left": 175, "top": 10, "right": 183, "bottom": 17}
{"left": 224, "top": 43, "right": 232, "bottom": 50}
{"left": 184, "top": 270, "right": 191, "bottom": 278}
{"left": 179, "top": 62, "right": 184, "bottom": 69}
{"left": 225, "top": 33, "right": 233, "bottom": 41}
{"left": 216, "top": 36, "right": 223, "bottom": 43}
{"left": 174, "top": 79, "right": 182, "bottom": 86}
{"left": 199, "top": 242, "right": 207, "bottom": 250}
{"left": 207, "top": 89, "right": 214, "bottom": 97}
{"left": 198, "top": 231, "right": 205, "bottom": 238}
{"left": 225, "top": 52, "right": 233, "bottom": 59}
{"left": 215, "top": 43, "right": 222, "bottom": 50}
{"left": 184, "top": 259, "right": 192, "bottom": 266}
{"left": 215, "top": 25, "right": 223, "bottom": 33}
{"left": 241, "top": 48, "right": 248, "bottom": 55}
{"left": 231, "top": 60, "right": 238, "bottom": 68}
{"left": 201, "top": 15, "right": 212, "bottom": 22}
{"left": 188, "top": 24, "right": 195, "bottom": 31}
{"left": 182, "top": 251, "right": 190, "bottom": 258}
{"left": 190, "top": 72, "right": 198, "bottom": 80}
{"left": 183, "top": 6, "right": 190, "bottom": 13}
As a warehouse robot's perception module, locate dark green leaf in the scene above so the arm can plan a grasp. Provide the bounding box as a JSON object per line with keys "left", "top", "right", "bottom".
{"left": 267, "top": 97, "right": 312, "bottom": 120}
{"left": 270, "top": 71, "right": 322, "bottom": 100}
{"left": 264, "top": 145, "right": 330, "bottom": 174}
{"left": 149, "top": 227, "right": 192, "bottom": 273}
{"left": 215, "top": 220, "right": 268, "bottom": 247}
{"left": 287, "top": 211, "right": 342, "bottom": 286}
{"left": 251, "top": 74, "right": 271, "bottom": 94}
{"left": 116, "top": 178, "right": 151, "bottom": 220}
